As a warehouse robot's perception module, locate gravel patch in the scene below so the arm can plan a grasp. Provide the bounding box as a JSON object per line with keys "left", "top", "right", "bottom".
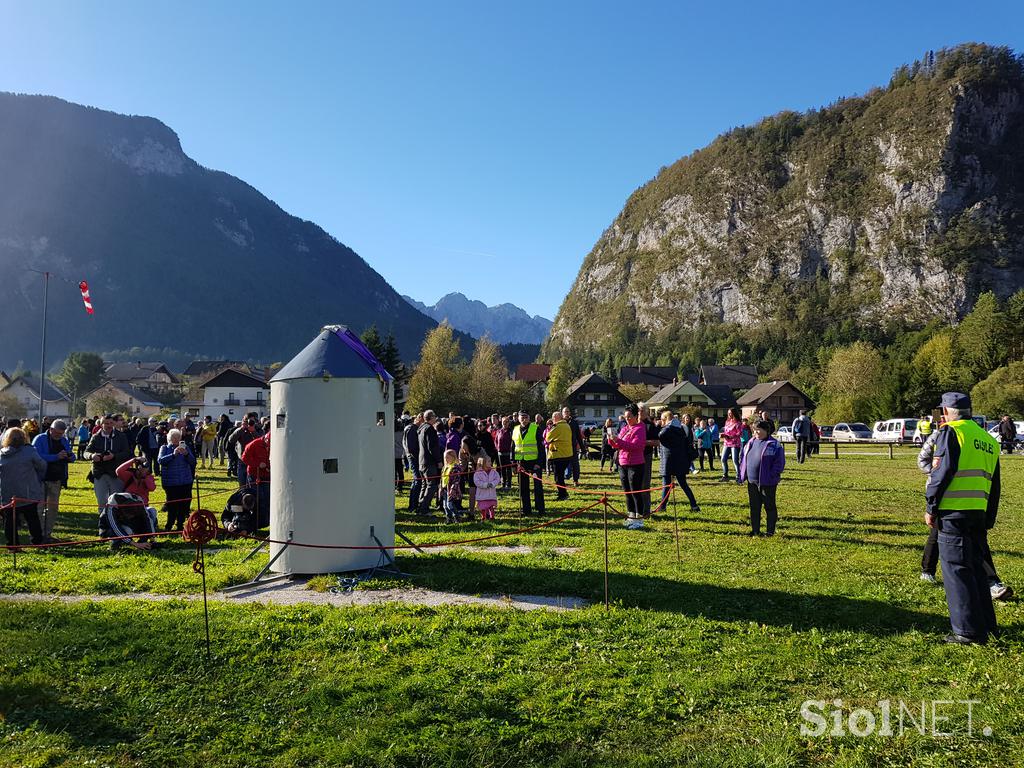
{"left": 0, "top": 582, "right": 590, "bottom": 612}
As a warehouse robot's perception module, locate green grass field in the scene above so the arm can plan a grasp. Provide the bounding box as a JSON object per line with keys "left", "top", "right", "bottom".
{"left": 1, "top": 448, "right": 1022, "bottom": 766}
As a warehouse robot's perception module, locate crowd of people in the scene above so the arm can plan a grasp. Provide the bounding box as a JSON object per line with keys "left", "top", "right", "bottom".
{"left": 0, "top": 386, "right": 1014, "bottom": 645}
{"left": 0, "top": 410, "right": 272, "bottom": 549}
{"left": 396, "top": 403, "right": 788, "bottom": 536}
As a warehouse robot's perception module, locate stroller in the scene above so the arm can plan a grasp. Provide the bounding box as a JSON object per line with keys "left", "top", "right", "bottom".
{"left": 99, "top": 492, "right": 159, "bottom": 550}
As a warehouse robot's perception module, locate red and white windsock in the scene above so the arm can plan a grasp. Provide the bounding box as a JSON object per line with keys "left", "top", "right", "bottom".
{"left": 79, "top": 281, "right": 94, "bottom": 315}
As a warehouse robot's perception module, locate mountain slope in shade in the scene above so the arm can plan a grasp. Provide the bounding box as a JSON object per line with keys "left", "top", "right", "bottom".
{"left": 403, "top": 292, "right": 553, "bottom": 345}
{"left": 0, "top": 92, "right": 446, "bottom": 368}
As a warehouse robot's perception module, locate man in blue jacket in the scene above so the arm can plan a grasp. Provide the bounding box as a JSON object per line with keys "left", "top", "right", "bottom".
{"left": 32, "top": 419, "right": 75, "bottom": 543}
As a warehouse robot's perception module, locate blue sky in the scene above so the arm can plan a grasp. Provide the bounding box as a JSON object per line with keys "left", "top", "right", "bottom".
{"left": 1, "top": 2, "right": 1022, "bottom": 319}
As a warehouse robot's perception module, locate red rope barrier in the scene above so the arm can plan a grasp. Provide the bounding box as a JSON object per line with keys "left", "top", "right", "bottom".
{"left": 517, "top": 467, "right": 673, "bottom": 496}
{"left": 232, "top": 498, "right": 606, "bottom": 551}
{"left": 2, "top": 498, "right": 606, "bottom": 553}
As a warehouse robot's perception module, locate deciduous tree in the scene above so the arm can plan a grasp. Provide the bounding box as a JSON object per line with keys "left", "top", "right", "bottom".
{"left": 406, "top": 324, "right": 466, "bottom": 414}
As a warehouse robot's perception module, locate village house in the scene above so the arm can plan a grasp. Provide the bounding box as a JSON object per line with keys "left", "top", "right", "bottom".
{"left": 514, "top": 363, "right": 551, "bottom": 400}
{"left": 618, "top": 366, "right": 678, "bottom": 389}
{"left": 565, "top": 372, "right": 629, "bottom": 424}
{"left": 737, "top": 380, "right": 815, "bottom": 425}
{"left": 0, "top": 375, "right": 71, "bottom": 420}
{"left": 198, "top": 368, "right": 270, "bottom": 420}
{"left": 697, "top": 364, "right": 758, "bottom": 393}
{"left": 104, "top": 361, "right": 179, "bottom": 395}
{"left": 84, "top": 382, "right": 163, "bottom": 419}
{"left": 647, "top": 379, "right": 738, "bottom": 420}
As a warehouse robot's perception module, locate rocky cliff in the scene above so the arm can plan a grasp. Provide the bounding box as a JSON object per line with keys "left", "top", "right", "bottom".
{"left": 544, "top": 45, "right": 1024, "bottom": 361}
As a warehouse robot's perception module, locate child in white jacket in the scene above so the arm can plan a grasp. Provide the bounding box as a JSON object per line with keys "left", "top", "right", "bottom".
{"left": 473, "top": 457, "right": 500, "bottom": 521}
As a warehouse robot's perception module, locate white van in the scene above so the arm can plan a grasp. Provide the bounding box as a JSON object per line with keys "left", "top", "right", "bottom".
{"left": 873, "top": 418, "right": 919, "bottom": 443}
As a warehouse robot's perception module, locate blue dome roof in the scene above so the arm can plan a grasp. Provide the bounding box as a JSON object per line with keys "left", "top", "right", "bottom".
{"left": 271, "top": 325, "right": 395, "bottom": 383}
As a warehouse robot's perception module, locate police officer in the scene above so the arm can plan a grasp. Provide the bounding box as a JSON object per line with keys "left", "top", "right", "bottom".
{"left": 512, "top": 410, "right": 545, "bottom": 515}
{"left": 925, "top": 392, "right": 1001, "bottom": 644}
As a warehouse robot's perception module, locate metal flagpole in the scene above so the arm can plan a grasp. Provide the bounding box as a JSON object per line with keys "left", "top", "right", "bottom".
{"left": 38, "top": 271, "right": 49, "bottom": 425}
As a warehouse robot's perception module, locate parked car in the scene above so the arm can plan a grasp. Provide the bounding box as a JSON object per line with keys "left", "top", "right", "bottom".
{"left": 873, "top": 418, "right": 919, "bottom": 444}
{"left": 832, "top": 422, "right": 873, "bottom": 441}
{"left": 988, "top": 421, "right": 1024, "bottom": 444}
{"left": 776, "top": 426, "right": 793, "bottom": 443}
{"left": 817, "top": 425, "right": 834, "bottom": 441}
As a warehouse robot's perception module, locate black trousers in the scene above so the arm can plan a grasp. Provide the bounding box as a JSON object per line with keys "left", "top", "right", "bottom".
{"left": 922, "top": 523, "right": 1000, "bottom": 583}
{"left": 938, "top": 515, "right": 997, "bottom": 640}
{"left": 498, "top": 452, "right": 513, "bottom": 489}
{"left": 698, "top": 448, "right": 715, "bottom": 471}
{"left": 163, "top": 484, "right": 192, "bottom": 531}
{"left": 550, "top": 458, "right": 570, "bottom": 499}
{"left": 795, "top": 437, "right": 809, "bottom": 463}
{"left": 394, "top": 458, "right": 405, "bottom": 491}
{"left": 619, "top": 464, "right": 645, "bottom": 517}
{"left": 417, "top": 464, "right": 439, "bottom": 514}
{"left": 517, "top": 460, "right": 545, "bottom": 514}
{"left": 747, "top": 482, "right": 778, "bottom": 535}
{"left": 407, "top": 465, "right": 422, "bottom": 510}
{"left": 5, "top": 503, "right": 43, "bottom": 546}
{"left": 661, "top": 468, "right": 699, "bottom": 510}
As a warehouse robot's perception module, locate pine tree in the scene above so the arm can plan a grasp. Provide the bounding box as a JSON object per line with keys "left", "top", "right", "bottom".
{"left": 380, "top": 333, "right": 403, "bottom": 380}
{"left": 360, "top": 325, "right": 385, "bottom": 361}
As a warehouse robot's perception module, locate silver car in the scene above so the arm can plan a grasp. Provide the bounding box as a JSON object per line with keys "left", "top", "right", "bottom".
{"left": 832, "top": 422, "right": 872, "bottom": 441}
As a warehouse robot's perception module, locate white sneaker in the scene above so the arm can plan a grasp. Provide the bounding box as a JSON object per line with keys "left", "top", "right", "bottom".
{"left": 623, "top": 517, "right": 644, "bottom": 530}
{"left": 920, "top": 572, "right": 936, "bottom": 584}
{"left": 990, "top": 583, "right": 1012, "bottom": 600}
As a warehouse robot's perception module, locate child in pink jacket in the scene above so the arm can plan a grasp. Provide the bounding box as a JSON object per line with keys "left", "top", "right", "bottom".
{"left": 473, "top": 457, "right": 500, "bottom": 520}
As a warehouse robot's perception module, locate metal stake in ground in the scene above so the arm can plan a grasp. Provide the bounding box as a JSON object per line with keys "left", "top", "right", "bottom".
{"left": 183, "top": 509, "right": 218, "bottom": 661}
{"left": 672, "top": 483, "right": 681, "bottom": 563}
{"left": 601, "top": 493, "right": 610, "bottom": 611}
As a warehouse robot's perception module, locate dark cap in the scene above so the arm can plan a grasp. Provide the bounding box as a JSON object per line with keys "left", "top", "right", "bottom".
{"left": 939, "top": 392, "right": 971, "bottom": 410}
{"left": 518, "top": 410, "right": 529, "bottom": 417}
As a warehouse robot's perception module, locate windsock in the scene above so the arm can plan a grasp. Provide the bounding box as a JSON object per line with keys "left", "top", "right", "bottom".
{"left": 79, "top": 281, "right": 94, "bottom": 314}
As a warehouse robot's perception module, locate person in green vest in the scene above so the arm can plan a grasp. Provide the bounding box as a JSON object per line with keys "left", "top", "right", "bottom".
{"left": 918, "top": 414, "right": 933, "bottom": 442}
{"left": 513, "top": 410, "right": 545, "bottom": 515}
{"left": 925, "top": 392, "right": 1001, "bottom": 645}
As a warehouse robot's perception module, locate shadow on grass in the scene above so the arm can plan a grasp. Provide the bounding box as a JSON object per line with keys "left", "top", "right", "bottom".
{"left": 395, "top": 556, "right": 949, "bottom": 636}
{"left": 0, "top": 679, "right": 137, "bottom": 747}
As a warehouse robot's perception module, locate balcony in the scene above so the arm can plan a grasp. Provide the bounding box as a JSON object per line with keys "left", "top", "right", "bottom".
{"left": 245, "top": 399, "right": 267, "bottom": 407}
{"left": 223, "top": 399, "right": 241, "bottom": 406}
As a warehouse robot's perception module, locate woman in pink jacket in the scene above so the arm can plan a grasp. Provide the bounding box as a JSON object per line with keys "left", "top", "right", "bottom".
{"left": 608, "top": 405, "right": 648, "bottom": 528}
{"left": 720, "top": 408, "right": 744, "bottom": 484}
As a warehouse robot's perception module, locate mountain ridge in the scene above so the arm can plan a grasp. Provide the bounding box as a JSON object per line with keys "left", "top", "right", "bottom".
{"left": 403, "top": 292, "right": 552, "bottom": 345}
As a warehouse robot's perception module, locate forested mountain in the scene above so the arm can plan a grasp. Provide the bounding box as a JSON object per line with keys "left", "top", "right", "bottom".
{"left": 543, "top": 44, "right": 1024, "bottom": 376}
{"left": 403, "top": 292, "right": 552, "bottom": 345}
{"left": 0, "top": 93, "right": 447, "bottom": 368}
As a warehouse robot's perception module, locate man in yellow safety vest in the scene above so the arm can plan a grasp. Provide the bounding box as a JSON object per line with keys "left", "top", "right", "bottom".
{"left": 925, "top": 392, "right": 1001, "bottom": 644}
{"left": 512, "top": 410, "right": 545, "bottom": 515}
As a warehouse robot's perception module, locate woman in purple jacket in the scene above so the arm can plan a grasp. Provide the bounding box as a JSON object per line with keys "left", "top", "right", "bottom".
{"left": 739, "top": 419, "right": 785, "bottom": 536}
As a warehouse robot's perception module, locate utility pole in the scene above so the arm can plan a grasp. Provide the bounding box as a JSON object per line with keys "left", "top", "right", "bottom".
{"left": 38, "top": 271, "right": 50, "bottom": 425}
